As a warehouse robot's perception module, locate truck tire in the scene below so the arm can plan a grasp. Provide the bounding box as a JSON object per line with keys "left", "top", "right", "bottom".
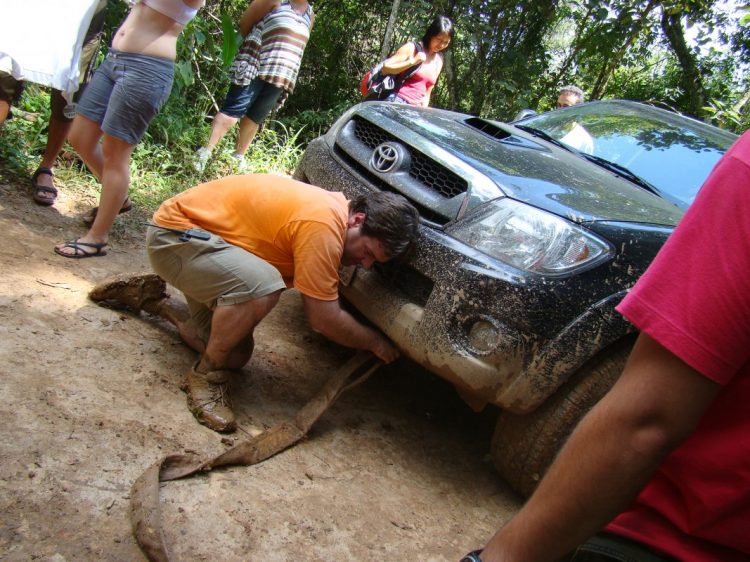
{"left": 491, "top": 337, "right": 634, "bottom": 497}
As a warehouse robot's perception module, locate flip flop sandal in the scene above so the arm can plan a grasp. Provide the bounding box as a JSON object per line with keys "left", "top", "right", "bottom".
{"left": 82, "top": 198, "right": 133, "bottom": 226}
{"left": 31, "top": 167, "right": 58, "bottom": 206}
{"left": 54, "top": 239, "right": 108, "bottom": 259}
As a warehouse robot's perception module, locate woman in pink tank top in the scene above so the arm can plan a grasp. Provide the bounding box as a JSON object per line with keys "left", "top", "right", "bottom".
{"left": 381, "top": 15, "right": 454, "bottom": 108}
{"left": 54, "top": 0, "right": 203, "bottom": 259}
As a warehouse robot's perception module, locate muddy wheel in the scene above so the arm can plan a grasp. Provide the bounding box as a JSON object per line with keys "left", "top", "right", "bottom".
{"left": 292, "top": 168, "right": 308, "bottom": 183}
{"left": 491, "top": 337, "right": 634, "bottom": 497}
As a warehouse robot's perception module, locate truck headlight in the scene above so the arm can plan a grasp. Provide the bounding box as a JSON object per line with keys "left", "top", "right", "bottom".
{"left": 450, "top": 198, "right": 610, "bottom": 274}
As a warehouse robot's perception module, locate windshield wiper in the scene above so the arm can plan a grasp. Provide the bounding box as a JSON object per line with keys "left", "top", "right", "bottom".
{"left": 514, "top": 124, "right": 574, "bottom": 152}
{"left": 579, "top": 153, "right": 657, "bottom": 194}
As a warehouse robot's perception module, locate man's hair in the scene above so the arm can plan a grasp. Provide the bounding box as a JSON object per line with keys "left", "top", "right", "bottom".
{"left": 559, "top": 84, "right": 585, "bottom": 103}
{"left": 349, "top": 191, "right": 420, "bottom": 261}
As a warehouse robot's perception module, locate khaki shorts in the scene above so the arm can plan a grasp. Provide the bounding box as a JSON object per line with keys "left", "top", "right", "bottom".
{"left": 146, "top": 226, "right": 286, "bottom": 343}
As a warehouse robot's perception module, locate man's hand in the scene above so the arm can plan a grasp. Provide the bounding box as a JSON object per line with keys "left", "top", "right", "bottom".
{"left": 370, "top": 333, "right": 399, "bottom": 364}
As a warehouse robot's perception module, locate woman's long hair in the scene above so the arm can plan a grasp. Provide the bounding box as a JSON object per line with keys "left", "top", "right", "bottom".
{"left": 421, "top": 15, "right": 455, "bottom": 50}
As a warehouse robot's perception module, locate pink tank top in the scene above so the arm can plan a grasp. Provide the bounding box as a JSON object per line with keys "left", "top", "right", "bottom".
{"left": 141, "top": 0, "right": 202, "bottom": 25}
{"left": 396, "top": 56, "right": 442, "bottom": 106}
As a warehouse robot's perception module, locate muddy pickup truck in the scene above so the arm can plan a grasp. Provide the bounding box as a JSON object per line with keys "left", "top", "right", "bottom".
{"left": 293, "top": 100, "right": 736, "bottom": 496}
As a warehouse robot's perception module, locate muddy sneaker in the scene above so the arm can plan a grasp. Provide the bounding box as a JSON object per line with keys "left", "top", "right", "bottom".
{"left": 193, "top": 147, "right": 212, "bottom": 173}
{"left": 89, "top": 273, "right": 168, "bottom": 314}
{"left": 185, "top": 362, "right": 237, "bottom": 433}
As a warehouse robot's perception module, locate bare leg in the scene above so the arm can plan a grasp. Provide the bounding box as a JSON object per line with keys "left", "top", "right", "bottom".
{"left": 204, "top": 111, "right": 239, "bottom": 151}
{"left": 150, "top": 299, "right": 206, "bottom": 355}
{"left": 68, "top": 114, "right": 104, "bottom": 180}
{"left": 235, "top": 116, "right": 259, "bottom": 156}
{"left": 199, "top": 290, "right": 282, "bottom": 371}
{"left": 32, "top": 117, "right": 73, "bottom": 201}
{"left": 55, "top": 132, "right": 133, "bottom": 255}
{"left": 149, "top": 290, "right": 280, "bottom": 369}
{"left": 0, "top": 99, "right": 10, "bottom": 125}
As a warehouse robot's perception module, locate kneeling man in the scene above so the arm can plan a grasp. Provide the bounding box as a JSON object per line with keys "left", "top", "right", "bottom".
{"left": 94, "top": 174, "right": 420, "bottom": 432}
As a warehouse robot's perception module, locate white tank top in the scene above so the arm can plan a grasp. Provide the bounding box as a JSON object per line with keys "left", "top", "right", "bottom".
{"left": 141, "top": 0, "right": 202, "bottom": 25}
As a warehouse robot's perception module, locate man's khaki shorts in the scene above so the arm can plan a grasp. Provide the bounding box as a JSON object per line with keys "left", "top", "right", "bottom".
{"left": 146, "top": 226, "right": 286, "bottom": 343}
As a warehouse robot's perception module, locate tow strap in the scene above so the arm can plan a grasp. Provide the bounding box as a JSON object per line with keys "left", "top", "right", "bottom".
{"left": 130, "top": 351, "right": 382, "bottom": 562}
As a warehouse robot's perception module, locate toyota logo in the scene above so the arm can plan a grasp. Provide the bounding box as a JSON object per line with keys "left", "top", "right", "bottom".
{"left": 370, "top": 142, "right": 402, "bottom": 173}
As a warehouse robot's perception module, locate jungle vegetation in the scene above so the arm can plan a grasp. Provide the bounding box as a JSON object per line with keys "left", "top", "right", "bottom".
{"left": 1, "top": 0, "right": 748, "bottom": 215}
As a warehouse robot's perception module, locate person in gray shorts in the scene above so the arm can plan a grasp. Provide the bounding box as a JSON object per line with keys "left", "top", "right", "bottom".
{"left": 54, "top": 0, "right": 204, "bottom": 259}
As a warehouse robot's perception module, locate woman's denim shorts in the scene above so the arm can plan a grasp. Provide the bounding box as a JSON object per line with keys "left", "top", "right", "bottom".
{"left": 220, "top": 78, "right": 282, "bottom": 123}
{"left": 76, "top": 49, "right": 174, "bottom": 144}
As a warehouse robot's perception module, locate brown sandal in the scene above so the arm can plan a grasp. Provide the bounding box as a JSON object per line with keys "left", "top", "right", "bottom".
{"left": 31, "top": 167, "right": 58, "bottom": 206}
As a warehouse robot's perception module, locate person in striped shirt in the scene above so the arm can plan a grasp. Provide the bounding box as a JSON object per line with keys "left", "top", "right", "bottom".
{"left": 193, "top": 0, "right": 314, "bottom": 172}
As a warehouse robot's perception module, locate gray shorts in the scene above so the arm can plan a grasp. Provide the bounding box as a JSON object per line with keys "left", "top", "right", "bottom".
{"left": 146, "top": 226, "right": 286, "bottom": 342}
{"left": 76, "top": 49, "right": 174, "bottom": 144}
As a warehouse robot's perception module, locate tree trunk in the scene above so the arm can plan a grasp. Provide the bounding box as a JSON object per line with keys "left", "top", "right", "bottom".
{"left": 380, "top": 0, "right": 402, "bottom": 60}
{"left": 591, "top": 0, "right": 659, "bottom": 99}
{"left": 538, "top": 3, "right": 597, "bottom": 107}
{"left": 660, "top": 7, "right": 707, "bottom": 119}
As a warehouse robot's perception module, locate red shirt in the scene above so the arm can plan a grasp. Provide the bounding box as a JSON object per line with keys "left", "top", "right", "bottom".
{"left": 610, "top": 131, "right": 750, "bottom": 561}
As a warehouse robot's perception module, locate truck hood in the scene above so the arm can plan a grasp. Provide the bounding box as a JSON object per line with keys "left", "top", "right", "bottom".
{"left": 363, "top": 104, "right": 683, "bottom": 227}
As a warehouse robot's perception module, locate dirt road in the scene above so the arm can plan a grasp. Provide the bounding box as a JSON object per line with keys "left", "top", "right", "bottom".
{"left": 0, "top": 175, "right": 521, "bottom": 561}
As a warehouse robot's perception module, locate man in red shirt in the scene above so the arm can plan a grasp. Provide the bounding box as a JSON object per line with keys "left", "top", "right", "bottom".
{"left": 463, "top": 131, "right": 750, "bottom": 562}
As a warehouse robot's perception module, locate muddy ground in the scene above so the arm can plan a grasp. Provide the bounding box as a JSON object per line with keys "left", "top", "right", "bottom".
{"left": 0, "top": 173, "right": 521, "bottom": 561}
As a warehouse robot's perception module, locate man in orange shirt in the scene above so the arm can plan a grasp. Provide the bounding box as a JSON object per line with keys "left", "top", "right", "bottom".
{"left": 93, "top": 174, "right": 420, "bottom": 432}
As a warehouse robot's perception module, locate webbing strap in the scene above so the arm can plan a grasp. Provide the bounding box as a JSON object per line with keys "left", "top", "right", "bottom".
{"left": 130, "top": 351, "right": 382, "bottom": 562}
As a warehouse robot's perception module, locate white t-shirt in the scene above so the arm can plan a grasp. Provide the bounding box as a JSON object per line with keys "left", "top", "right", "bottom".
{"left": 561, "top": 123, "right": 594, "bottom": 155}
{"left": 0, "top": 0, "right": 100, "bottom": 96}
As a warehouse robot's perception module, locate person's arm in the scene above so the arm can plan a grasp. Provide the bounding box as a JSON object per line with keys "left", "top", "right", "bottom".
{"left": 381, "top": 43, "right": 426, "bottom": 75}
{"left": 238, "top": 0, "right": 278, "bottom": 36}
{"left": 479, "top": 332, "right": 721, "bottom": 562}
{"left": 302, "top": 295, "right": 399, "bottom": 363}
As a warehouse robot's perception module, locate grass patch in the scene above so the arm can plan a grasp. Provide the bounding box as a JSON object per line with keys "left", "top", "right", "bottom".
{"left": 1, "top": 85, "right": 308, "bottom": 222}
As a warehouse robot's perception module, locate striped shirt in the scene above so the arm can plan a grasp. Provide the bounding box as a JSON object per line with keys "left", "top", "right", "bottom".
{"left": 229, "top": 0, "right": 313, "bottom": 92}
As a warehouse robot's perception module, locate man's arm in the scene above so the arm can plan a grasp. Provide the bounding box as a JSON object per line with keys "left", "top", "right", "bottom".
{"left": 480, "top": 332, "right": 721, "bottom": 562}
{"left": 238, "top": 0, "right": 277, "bottom": 37}
{"left": 302, "top": 295, "right": 399, "bottom": 364}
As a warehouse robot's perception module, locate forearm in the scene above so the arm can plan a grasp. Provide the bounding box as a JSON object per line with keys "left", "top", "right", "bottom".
{"left": 480, "top": 333, "right": 719, "bottom": 562}
{"left": 382, "top": 55, "right": 421, "bottom": 75}
{"left": 313, "top": 306, "right": 389, "bottom": 356}
{"left": 239, "top": 0, "right": 274, "bottom": 36}
{"left": 481, "top": 403, "right": 665, "bottom": 561}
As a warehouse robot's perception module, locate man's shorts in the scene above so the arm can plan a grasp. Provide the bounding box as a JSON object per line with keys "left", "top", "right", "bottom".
{"left": 76, "top": 49, "right": 174, "bottom": 144}
{"left": 562, "top": 533, "right": 675, "bottom": 562}
{"left": 0, "top": 71, "right": 24, "bottom": 105}
{"left": 220, "top": 78, "right": 282, "bottom": 123}
{"left": 146, "top": 226, "right": 286, "bottom": 343}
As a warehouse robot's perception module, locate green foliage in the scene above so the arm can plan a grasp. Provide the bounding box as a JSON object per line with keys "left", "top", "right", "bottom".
{"left": 703, "top": 98, "right": 744, "bottom": 129}
{"left": 4, "top": 0, "right": 746, "bottom": 214}
{"left": 221, "top": 12, "right": 243, "bottom": 68}
{"left": 0, "top": 86, "right": 53, "bottom": 176}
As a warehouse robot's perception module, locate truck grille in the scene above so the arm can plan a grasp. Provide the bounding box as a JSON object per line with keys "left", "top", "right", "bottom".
{"left": 353, "top": 118, "right": 468, "bottom": 199}
{"left": 372, "top": 262, "right": 433, "bottom": 307}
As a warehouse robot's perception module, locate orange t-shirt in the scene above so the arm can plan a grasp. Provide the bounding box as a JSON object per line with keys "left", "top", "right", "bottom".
{"left": 153, "top": 174, "right": 349, "bottom": 301}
